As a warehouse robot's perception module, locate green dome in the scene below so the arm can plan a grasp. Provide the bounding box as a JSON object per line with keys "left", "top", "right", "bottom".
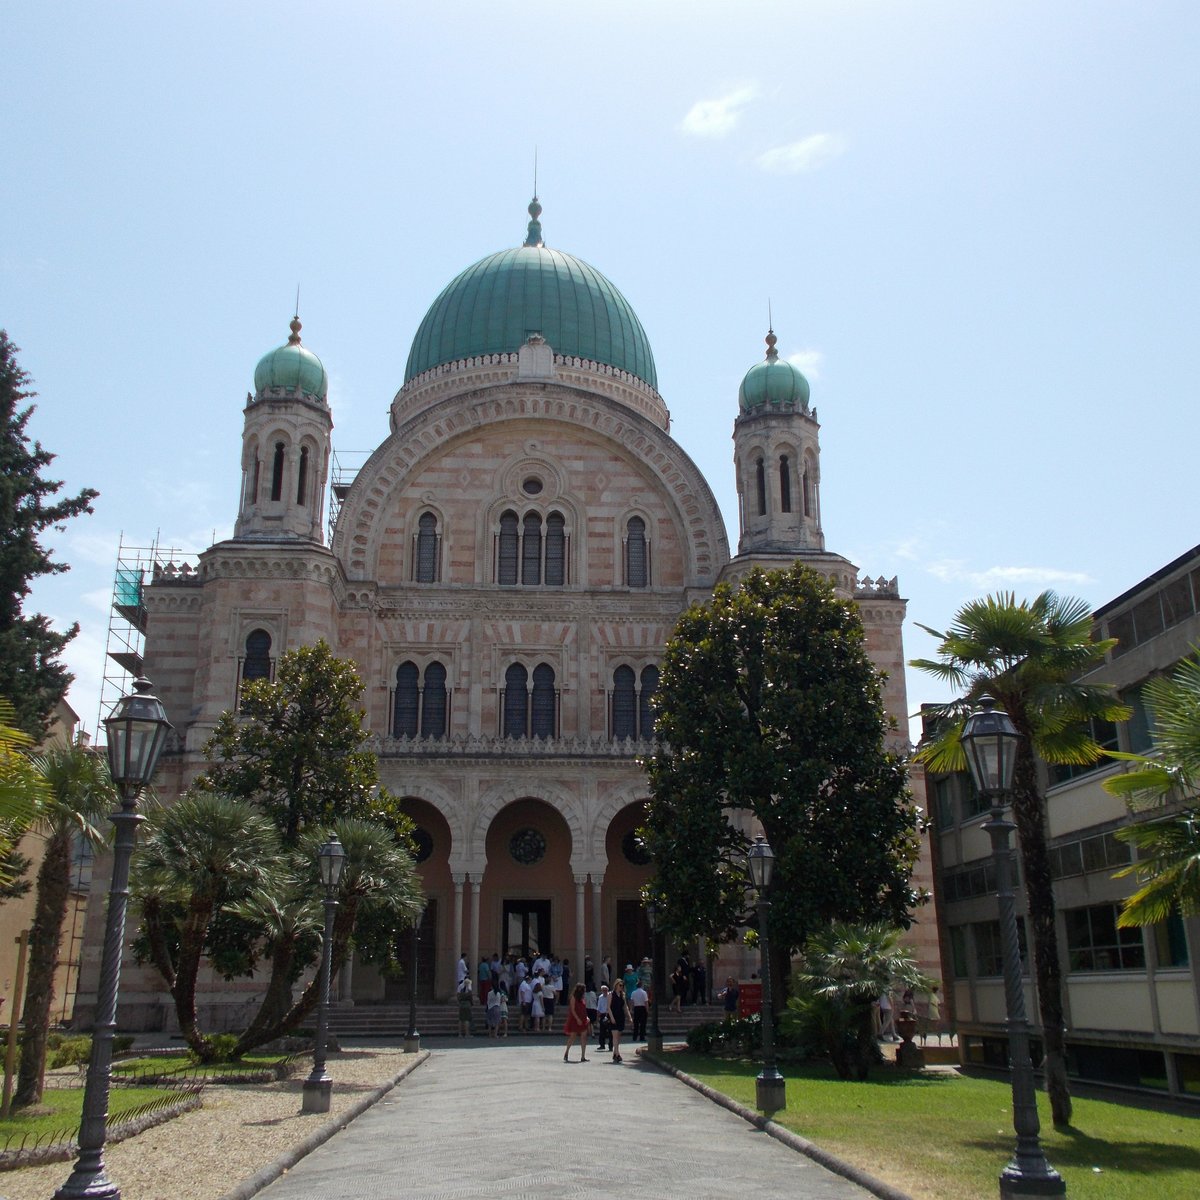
{"left": 254, "top": 317, "right": 328, "bottom": 401}
{"left": 404, "top": 199, "right": 657, "bottom": 391}
{"left": 738, "top": 331, "right": 810, "bottom": 413}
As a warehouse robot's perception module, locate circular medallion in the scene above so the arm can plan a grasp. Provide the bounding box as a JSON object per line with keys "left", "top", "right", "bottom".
{"left": 622, "top": 829, "right": 651, "bottom": 866}
{"left": 509, "top": 827, "right": 547, "bottom": 865}
{"left": 411, "top": 827, "right": 434, "bottom": 864}
{"left": 522, "top": 476, "right": 544, "bottom": 496}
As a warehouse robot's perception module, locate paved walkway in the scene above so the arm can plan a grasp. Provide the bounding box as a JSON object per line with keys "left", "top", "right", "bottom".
{"left": 256, "top": 1039, "right": 880, "bottom": 1200}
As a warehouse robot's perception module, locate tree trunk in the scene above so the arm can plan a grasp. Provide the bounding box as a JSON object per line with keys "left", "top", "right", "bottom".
{"left": 1011, "top": 743, "right": 1073, "bottom": 1127}
{"left": 14, "top": 830, "right": 71, "bottom": 1107}
{"left": 171, "top": 898, "right": 215, "bottom": 1060}
{"left": 234, "top": 930, "right": 301, "bottom": 1056}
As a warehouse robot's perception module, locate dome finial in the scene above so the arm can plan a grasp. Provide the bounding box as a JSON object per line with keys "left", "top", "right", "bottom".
{"left": 524, "top": 191, "right": 544, "bottom": 248}
{"left": 289, "top": 284, "right": 302, "bottom": 344}
{"left": 765, "top": 328, "right": 778, "bottom": 361}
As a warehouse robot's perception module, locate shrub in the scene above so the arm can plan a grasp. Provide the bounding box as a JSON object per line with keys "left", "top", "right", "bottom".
{"left": 189, "top": 1033, "right": 241, "bottom": 1064}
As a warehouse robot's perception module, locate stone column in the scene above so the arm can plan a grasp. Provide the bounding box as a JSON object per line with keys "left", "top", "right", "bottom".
{"left": 451, "top": 873, "right": 466, "bottom": 997}
{"left": 591, "top": 873, "right": 604, "bottom": 976}
{"left": 574, "top": 874, "right": 587, "bottom": 976}
{"left": 338, "top": 949, "right": 355, "bottom": 1006}
{"left": 468, "top": 876, "right": 481, "bottom": 983}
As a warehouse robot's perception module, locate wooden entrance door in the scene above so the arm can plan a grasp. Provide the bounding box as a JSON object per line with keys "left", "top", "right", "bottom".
{"left": 503, "top": 900, "right": 551, "bottom": 958}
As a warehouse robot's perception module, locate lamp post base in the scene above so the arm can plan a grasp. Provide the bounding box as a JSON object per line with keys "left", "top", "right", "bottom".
{"left": 646, "top": 1032, "right": 663, "bottom": 1053}
{"left": 404, "top": 1033, "right": 421, "bottom": 1053}
{"left": 1000, "top": 1166, "right": 1066, "bottom": 1198}
{"left": 302, "top": 1077, "right": 332, "bottom": 1114}
{"left": 756, "top": 1072, "right": 786, "bottom": 1115}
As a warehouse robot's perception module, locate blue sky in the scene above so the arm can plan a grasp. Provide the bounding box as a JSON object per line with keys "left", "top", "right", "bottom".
{"left": 4, "top": 1, "right": 1197, "bottom": 737}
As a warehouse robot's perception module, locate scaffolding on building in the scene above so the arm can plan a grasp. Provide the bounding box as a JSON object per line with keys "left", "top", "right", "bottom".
{"left": 327, "top": 449, "right": 371, "bottom": 542}
{"left": 96, "top": 533, "right": 198, "bottom": 732}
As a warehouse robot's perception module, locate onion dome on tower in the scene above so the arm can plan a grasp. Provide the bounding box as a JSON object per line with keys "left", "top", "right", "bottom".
{"left": 738, "top": 329, "right": 809, "bottom": 413}
{"left": 253, "top": 316, "right": 329, "bottom": 401}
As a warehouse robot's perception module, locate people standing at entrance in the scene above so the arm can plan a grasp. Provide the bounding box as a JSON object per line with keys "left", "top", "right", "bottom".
{"left": 478, "top": 955, "right": 492, "bottom": 1007}
{"left": 531, "top": 979, "right": 546, "bottom": 1032}
{"left": 486, "top": 980, "right": 503, "bottom": 1037}
{"left": 608, "top": 979, "right": 628, "bottom": 1062}
{"left": 670, "top": 964, "right": 688, "bottom": 1013}
{"left": 456, "top": 951, "right": 469, "bottom": 991}
{"left": 497, "top": 987, "right": 510, "bottom": 1037}
{"left": 595, "top": 984, "right": 611, "bottom": 1051}
{"left": 584, "top": 956, "right": 596, "bottom": 992}
{"left": 600, "top": 956, "right": 613, "bottom": 988}
{"left": 630, "top": 979, "right": 649, "bottom": 1041}
{"left": 691, "top": 959, "right": 707, "bottom": 1006}
{"left": 543, "top": 970, "right": 557, "bottom": 1032}
{"left": 622, "top": 963, "right": 638, "bottom": 997}
{"left": 562, "top": 983, "right": 590, "bottom": 1062}
{"left": 719, "top": 976, "right": 739, "bottom": 1020}
{"left": 518, "top": 973, "right": 534, "bottom": 1032}
{"left": 457, "top": 977, "right": 473, "bottom": 1037}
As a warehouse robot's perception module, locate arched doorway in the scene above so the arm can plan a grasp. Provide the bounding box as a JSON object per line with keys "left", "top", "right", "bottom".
{"left": 604, "top": 801, "right": 653, "bottom": 974}
{"left": 392, "top": 797, "right": 453, "bottom": 1003}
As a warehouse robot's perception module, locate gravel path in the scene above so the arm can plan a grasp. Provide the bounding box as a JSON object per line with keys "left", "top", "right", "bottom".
{"left": 0, "top": 1046, "right": 414, "bottom": 1200}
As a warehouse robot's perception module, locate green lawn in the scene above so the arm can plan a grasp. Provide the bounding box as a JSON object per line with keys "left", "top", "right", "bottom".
{"left": 0, "top": 1086, "right": 180, "bottom": 1144}
{"left": 670, "top": 1053, "right": 1200, "bottom": 1200}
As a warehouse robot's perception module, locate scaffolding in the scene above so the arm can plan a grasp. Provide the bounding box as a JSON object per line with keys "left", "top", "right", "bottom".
{"left": 327, "top": 449, "right": 372, "bottom": 542}
{"left": 96, "top": 534, "right": 198, "bottom": 731}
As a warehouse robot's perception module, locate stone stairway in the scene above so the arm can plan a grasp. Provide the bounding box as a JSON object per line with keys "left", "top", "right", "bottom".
{"left": 328, "top": 1001, "right": 726, "bottom": 1040}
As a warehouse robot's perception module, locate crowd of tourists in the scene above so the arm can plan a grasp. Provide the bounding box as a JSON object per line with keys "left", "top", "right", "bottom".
{"left": 452, "top": 949, "right": 710, "bottom": 1061}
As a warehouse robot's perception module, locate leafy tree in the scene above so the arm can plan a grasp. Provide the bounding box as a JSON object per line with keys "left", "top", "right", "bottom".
{"left": 912, "top": 590, "right": 1128, "bottom": 1127}
{"left": 0, "top": 332, "right": 98, "bottom": 739}
{"left": 643, "top": 565, "right": 923, "bottom": 994}
{"left": 0, "top": 698, "right": 45, "bottom": 894}
{"left": 1102, "top": 649, "right": 1200, "bottom": 925}
{"left": 14, "top": 740, "right": 115, "bottom": 1106}
{"left": 199, "top": 641, "right": 379, "bottom": 844}
{"left": 783, "top": 921, "right": 930, "bottom": 1080}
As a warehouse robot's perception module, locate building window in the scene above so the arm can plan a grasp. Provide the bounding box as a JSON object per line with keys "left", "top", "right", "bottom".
{"left": 1065, "top": 903, "right": 1146, "bottom": 972}
{"left": 270, "top": 442, "right": 285, "bottom": 501}
{"left": 531, "top": 664, "right": 557, "bottom": 739}
{"left": 393, "top": 662, "right": 420, "bottom": 737}
{"left": 803, "top": 465, "right": 813, "bottom": 517}
{"left": 251, "top": 456, "right": 261, "bottom": 503}
{"left": 1051, "top": 717, "right": 1120, "bottom": 785}
{"left": 415, "top": 512, "right": 440, "bottom": 583}
{"left": 779, "top": 456, "right": 792, "bottom": 513}
{"left": 296, "top": 446, "right": 309, "bottom": 505}
{"left": 495, "top": 509, "right": 569, "bottom": 587}
{"left": 933, "top": 777, "right": 957, "bottom": 830}
{"left": 498, "top": 510, "right": 519, "bottom": 585}
{"left": 625, "top": 517, "right": 648, "bottom": 588}
{"left": 1122, "top": 683, "right": 1156, "bottom": 753}
{"left": 972, "top": 918, "right": 1028, "bottom": 977}
{"left": 949, "top": 926, "right": 969, "bottom": 978}
{"left": 639, "top": 665, "right": 659, "bottom": 738}
{"left": 237, "top": 629, "right": 274, "bottom": 707}
{"left": 755, "top": 458, "right": 766, "bottom": 516}
{"left": 421, "top": 662, "right": 447, "bottom": 738}
{"left": 612, "top": 666, "right": 637, "bottom": 739}
{"left": 545, "top": 512, "right": 566, "bottom": 586}
{"left": 503, "top": 663, "right": 528, "bottom": 737}
{"left": 1154, "top": 910, "right": 1190, "bottom": 968}
{"left": 1049, "top": 830, "right": 1131, "bottom": 881}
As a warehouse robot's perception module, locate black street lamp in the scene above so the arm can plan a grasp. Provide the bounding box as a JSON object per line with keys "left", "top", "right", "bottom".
{"left": 645, "top": 899, "right": 664, "bottom": 1053}
{"left": 405, "top": 908, "right": 422, "bottom": 1053}
{"left": 302, "top": 834, "right": 346, "bottom": 1114}
{"left": 961, "top": 696, "right": 1066, "bottom": 1199}
{"left": 56, "top": 678, "right": 171, "bottom": 1200}
{"left": 747, "top": 834, "right": 785, "bottom": 1114}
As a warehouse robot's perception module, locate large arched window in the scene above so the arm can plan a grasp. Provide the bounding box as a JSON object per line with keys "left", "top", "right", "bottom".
{"left": 755, "top": 457, "right": 767, "bottom": 516}
{"left": 612, "top": 665, "right": 637, "bottom": 739}
{"left": 503, "top": 663, "right": 528, "bottom": 738}
{"left": 544, "top": 512, "right": 566, "bottom": 586}
{"left": 779, "top": 455, "right": 792, "bottom": 514}
{"left": 639, "top": 665, "right": 660, "bottom": 739}
{"left": 531, "top": 664, "right": 557, "bottom": 739}
{"left": 393, "top": 662, "right": 420, "bottom": 738}
{"left": 625, "top": 517, "right": 648, "bottom": 588}
{"left": 243, "top": 629, "right": 273, "bottom": 681}
{"left": 498, "top": 511, "right": 519, "bottom": 585}
{"left": 270, "top": 442, "right": 286, "bottom": 502}
{"left": 421, "top": 662, "right": 448, "bottom": 738}
{"left": 415, "top": 511, "right": 440, "bottom": 583}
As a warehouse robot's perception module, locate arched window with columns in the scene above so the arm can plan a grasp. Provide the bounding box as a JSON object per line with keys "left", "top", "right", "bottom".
{"left": 611, "top": 665, "right": 637, "bottom": 738}
{"left": 503, "top": 663, "right": 528, "bottom": 737}
{"left": 755, "top": 457, "right": 767, "bottom": 516}
{"left": 270, "top": 442, "right": 286, "bottom": 502}
{"left": 779, "top": 454, "right": 792, "bottom": 513}
{"left": 415, "top": 511, "right": 440, "bottom": 582}
{"left": 639, "top": 665, "right": 660, "bottom": 738}
{"left": 625, "top": 516, "right": 648, "bottom": 588}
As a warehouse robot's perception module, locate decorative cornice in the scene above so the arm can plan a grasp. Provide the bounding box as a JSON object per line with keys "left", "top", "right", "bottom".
{"left": 367, "top": 731, "right": 654, "bottom": 763}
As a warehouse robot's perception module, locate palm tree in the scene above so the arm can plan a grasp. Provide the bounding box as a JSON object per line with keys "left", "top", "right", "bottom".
{"left": 784, "top": 921, "right": 929, "bottom": 1080}
{"left": 135, "top": 792, "right": 281, "bottom": 1061}
{"left": 912, "top": 590, "right": 1128, "bottom": 1127}
{"left": 14, "top": 739, "right": 115, "bottom": 1106}
{"left": 1102, "top": 648, "right": 1200, "bottom": 925}
{"left": 0, "top": 699, "right": 46, "bottom": 884}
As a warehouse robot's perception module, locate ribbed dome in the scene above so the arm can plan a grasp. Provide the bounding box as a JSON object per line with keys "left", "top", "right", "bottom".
{"left": 404, "top": 200, "right": 657, "bottom": 391}
{"left": 738, "top": 330, "right": 809, "bottom": 414}
{"left": 254, "top": 317, "right": 328, "bottom": 401}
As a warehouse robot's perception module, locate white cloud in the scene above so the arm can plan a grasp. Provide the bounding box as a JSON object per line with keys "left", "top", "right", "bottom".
{"left": 756, "top": 133, "right": 847, "bottom": 174}
{"left": 927, "top": 560, "right": 1094, "bottom": 591}
{"left": 786, "top": 349, "right": 823, "bottom": 380}
{"left": 680, "top": 85, "right": 760, "bottom": 138}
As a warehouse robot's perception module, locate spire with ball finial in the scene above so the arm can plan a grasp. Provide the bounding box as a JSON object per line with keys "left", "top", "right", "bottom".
{"left": 524, "top": 194, "right": 544, "bottom": 248}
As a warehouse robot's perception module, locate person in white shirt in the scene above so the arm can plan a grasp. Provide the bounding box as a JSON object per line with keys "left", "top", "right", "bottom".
{"left": 455, "top": 952, "right": 468, "bottom": 990}
{"left": 518, "top": 975, "right": 534, "bottom": 1032}
{"left": 486, "top": 981, "right": 504, "bottom": 1038}
{"left": 630, "top": 982, "right": 649, "bottom": 1041}
{"left": 595, "top": 984, "right": 611, "bottom": 1051}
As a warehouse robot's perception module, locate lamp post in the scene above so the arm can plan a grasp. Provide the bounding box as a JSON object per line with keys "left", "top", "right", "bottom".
{"left": 645, "top": 899, "right": 664, "bottom": 1053}
{"left": 56, "top": 678, "right": 171, "bottom": 1200}
{"left": 405, "top": 909, "right": 422, "bottom": 1053}
{"left": 747, "top": 834, "right": 785, "bottom": 1114}
{"left": 303, "top": 834, "right": 346, "bottom": 1114}
{"left": 961, "top": 696, "right": 1066, "bottom": 1199}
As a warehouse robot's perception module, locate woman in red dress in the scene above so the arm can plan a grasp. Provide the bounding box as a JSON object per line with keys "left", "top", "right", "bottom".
{"left": 562, "top": 982, "right": 591, "bottom": 1062}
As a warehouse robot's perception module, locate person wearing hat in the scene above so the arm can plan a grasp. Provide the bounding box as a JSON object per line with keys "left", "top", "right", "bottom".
{"left": 622, "top": 963, "right": 638, "bottom": 997}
